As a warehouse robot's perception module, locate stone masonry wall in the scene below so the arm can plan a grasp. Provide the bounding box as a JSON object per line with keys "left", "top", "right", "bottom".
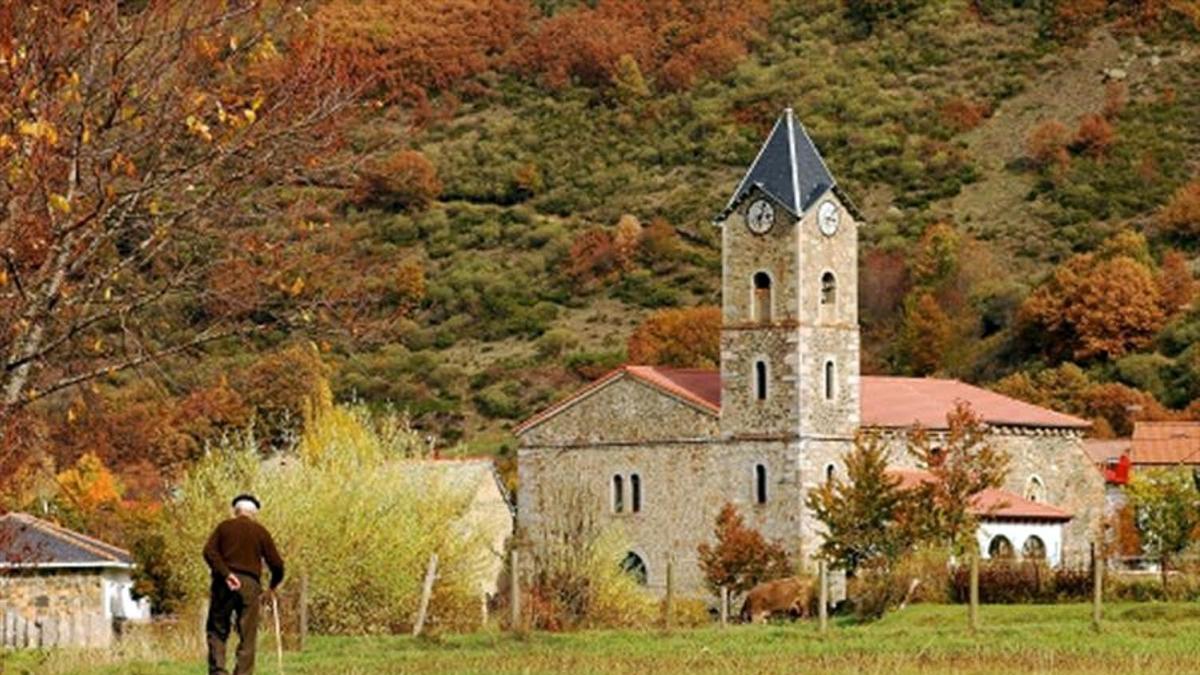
{"left": 0, "top": 571, "right": 112, "bottom": 648}
{"left": 518, "top": 439, "right": 803, "bottom": 598}
{"left": 520, "top": 375, "right": 719, "bottom": 447}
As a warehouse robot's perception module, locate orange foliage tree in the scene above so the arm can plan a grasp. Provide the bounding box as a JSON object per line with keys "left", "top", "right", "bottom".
{"left": 1019, "top": 251, "right": 1165, "bottom": 361}
{"left": 1072, "top": 113, "right": 1116, "bottom": 158}
{"left": 697, "top": 503, "right": 792, "bottom": 597}
{"left": 567, "top": 228, "right": 621, "bottom": 288}
{"left": 1026, "top": 119, "right": 1072, "bottom": 169}
{"left": 0, "top": 1, "right": 360, "bottom": 451}
{"left": 897, "top": 292, "right": 952, "bottom": 376}
{"left": 514, "top": 0, "right": 769, "bottom": 92}
{"left": 627, "top": 306, "right": 721, "bottom": 369}
{"left": 1157, "top": 249, "right": 1195, "bottom": 315}
{"left": 316, "top": 0, "right": 529, "bottom": 104}
{"left": 1158, "top": 179, "right": 1200, "bottom": 237}
{"left": 355, "top": 150, "right": 443, "bottom": 211}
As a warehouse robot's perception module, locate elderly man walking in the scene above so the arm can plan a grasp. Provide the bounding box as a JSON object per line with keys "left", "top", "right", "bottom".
{"left": 203, "top": 494, "right": 285, "bottom": 675}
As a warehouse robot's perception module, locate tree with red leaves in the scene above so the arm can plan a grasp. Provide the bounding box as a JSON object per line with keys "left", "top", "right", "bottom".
{"left": 0, "top": 1, "right": 361, "bottom": 453}
{"left": 697, "top": 502, "right": 792, "bottom": 597}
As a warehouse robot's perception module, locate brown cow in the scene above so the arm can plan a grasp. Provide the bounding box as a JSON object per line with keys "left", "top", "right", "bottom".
{"left": 739, "top": 576, "right": 815, "bottom": 624}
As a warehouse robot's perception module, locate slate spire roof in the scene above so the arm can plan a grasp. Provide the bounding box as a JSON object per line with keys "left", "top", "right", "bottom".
{"left": 719, "top": 108, "right": 836, "bottom": 221}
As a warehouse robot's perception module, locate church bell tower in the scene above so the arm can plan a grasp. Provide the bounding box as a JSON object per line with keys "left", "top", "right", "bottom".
{"left": 716, "top": 109, "right": 861, "bottom": 441}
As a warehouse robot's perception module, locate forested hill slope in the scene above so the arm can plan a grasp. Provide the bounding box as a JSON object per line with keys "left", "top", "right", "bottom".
{"left": 11, "top": 0, "right": 1200, "bottom": 492}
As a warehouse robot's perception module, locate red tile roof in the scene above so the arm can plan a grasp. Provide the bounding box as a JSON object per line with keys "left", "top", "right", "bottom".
{"left": 515, "top": 367, "right": 1089, "bottom": 435}
{"left": 1082, "top": 439, "right": 1131, "bottom": 464}
{"left": 860, "top": 376, "right": 1089, "bottom": 430}
{"left": 1130, "top": 422, "right": 1200, "bottom": 465}
{"left": 886, "top": 469, "right": 1072, "bottom": 522}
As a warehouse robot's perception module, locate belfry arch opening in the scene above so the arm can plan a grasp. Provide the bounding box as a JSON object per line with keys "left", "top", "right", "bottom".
{"left": 753, "top": 272, "right": 772, "bottom": 323}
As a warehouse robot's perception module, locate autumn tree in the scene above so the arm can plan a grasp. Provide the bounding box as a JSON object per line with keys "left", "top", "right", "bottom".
{"left": 355, "top": 150, "right": 442, "bottom": 211}
{"left": 612, "top": 214, "right": 643, "bottom": 270}
{"left": 806, "top": 432, "right": 910, "bottom": 573}
{"left": 697, "top": 503, "right": 792, "bottom": 597}
{"left": 567, "top": 228, "right": 620, "bottom": 287}
{"left": 1018, "top": 249, "right": 1166, "bottom": 361}
{"left": 514, "top": 0, "right": 769, "bottom": 92}
{"left": 1157, "top": 249, "right": 1195, "bottom": 315}
{"left": 896, "top": 291, "right": 953, "bottom": 376}
{"left": 315, "top": 0, "right": 529, "bottom": 105}
{"left": 0, "top": 1, "right": 361, "bottom": 454}
{"left": 906, "top": 402, "right": 1010, "bottom": 552}
{"left": 1127, "top": 468, "right": 1200, "bottom": 589}
{"left": 1158, "top": 179, "right": 1200, "bottom": 238}
{"left": 1072, "top": 113, "right": 1116, "bottom": 158}
{"left": 626, "top": 306, "right": 721, "bottom": 368}
{"left": 1026, "top": 119, "right": 1072, "bottom": 169}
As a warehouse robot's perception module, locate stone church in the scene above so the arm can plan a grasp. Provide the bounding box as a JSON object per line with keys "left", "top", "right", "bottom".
{"left": 515, "top": 109, "right": 1105, "bottom": 596}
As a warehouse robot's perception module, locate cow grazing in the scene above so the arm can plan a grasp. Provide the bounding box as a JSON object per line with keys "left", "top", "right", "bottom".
{"left": 739, "top": 576, "right": 815, "bottom": 624}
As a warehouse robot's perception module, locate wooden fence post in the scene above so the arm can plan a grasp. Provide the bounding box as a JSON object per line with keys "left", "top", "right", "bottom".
{"left": 968, "top": 554, "right": 979, "bottom": 633}
{"left": 510, "top": 548, "right": 521, "bottom": 633}
{"left": 663, "top": 558, "right": 674, "bottom": 631}
{"left": 298, "top": 571, "right": 309, "bottom": 650}
{"left": 1092, "top": 541, "right": 1103, "bottom": 632}
{"left": 412, "top": 553, "right": 439, "bottom": 637}
{"left": 818, "top": 560, "right": 828, "bottom": 634}
{"left": 719, "top": 586, "right": 728, "bottom": 628}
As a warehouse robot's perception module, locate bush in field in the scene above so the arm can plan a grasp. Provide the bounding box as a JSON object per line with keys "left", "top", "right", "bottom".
{"left": 1158, "top": 180, "right": 1200, "bottom": 238}
{"left": 523, "top": 485, "right": 656, "bottom": 630}
{"left": 697, "top": 503, "right": 792, "bottom": 599}
{"left": 161, "top": 406, "right": 495, "bottom": 634}
{"left": 626, "top": 306, "right": 721, "bottom": 368}
{"left": 1027, "top": 119, "right": 1072, "bottom": 170}
{"left": 355, "top": 151, "right": 443, "bottom": 211}
{"left": 949, "top": 560, "right": 1090, "bottom": 603}
{"left": 1072, "top": 114, "right": 1115, "bottom": 158}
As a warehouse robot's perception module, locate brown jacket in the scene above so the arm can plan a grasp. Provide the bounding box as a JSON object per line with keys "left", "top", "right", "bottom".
{"left": 203, "top": 516, "right": 285, "bottom": 589}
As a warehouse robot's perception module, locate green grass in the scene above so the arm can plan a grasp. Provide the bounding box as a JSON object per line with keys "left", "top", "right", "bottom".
{"left": 8, "top": 603, "right": 1200, "bottom": 674}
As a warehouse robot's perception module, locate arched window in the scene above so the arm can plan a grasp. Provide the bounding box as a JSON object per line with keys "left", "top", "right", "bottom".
{"left": 753, "top": 272, "right": 772, "bottom": 323}
{"left": 825, "top": 463, "right": 836, "bottom": 484}
{"left": 824, "top": 360, "right": 835, "bottom": 400}
{"left": 755, "top": 361, "right": 768, "bottom": 401}
{"left": 988, "top": 535, "right": 1014, "bottom": 559}
{"left": 821, "top": 271, "right": 836, "bottom": 306}
{"left": 630, "top": 474, "right": 641, "bottom": 513}
{"left": 755, "top": 464, "right": 768, "bottom": 504}
{"left": 621, "top": 552, "right": 648, "bottom": 585}
{"left": 1022, "top": 536, "right": 1046, "bottom": 560}
{"left": 1026, "top": 476, "right": 1045, "bottom": 503}
{"left": 612, "top": 475, "right": 624, "bottom": 513}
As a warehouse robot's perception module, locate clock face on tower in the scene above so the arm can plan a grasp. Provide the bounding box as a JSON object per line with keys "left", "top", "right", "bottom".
{"left": 747, "top": 199, "right": 774, "bottom": 234}
{"left": 818, "top": 200, "right": 839, "bottom": 237}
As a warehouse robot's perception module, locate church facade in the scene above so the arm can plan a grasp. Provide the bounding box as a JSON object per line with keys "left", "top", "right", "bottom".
{"left": 515, "top": 109, "right": 1105, "bottom": 596}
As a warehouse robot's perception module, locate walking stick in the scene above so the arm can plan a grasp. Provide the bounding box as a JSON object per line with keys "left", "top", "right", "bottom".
{"left": 271, "top": 592, "right": 284, "bottom": 674}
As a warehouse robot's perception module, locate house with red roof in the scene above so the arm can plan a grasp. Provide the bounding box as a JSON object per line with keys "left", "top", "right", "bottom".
{"left": 515, "top": 110, "right": 1105, "bottom": 596}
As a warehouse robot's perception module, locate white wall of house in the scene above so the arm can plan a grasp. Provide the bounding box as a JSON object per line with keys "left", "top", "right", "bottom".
{"left": 102, "top": 570, "right": 151, "bottom": 622}
{"left": 976, "top": 521, "right": 1065, "bottom": 566}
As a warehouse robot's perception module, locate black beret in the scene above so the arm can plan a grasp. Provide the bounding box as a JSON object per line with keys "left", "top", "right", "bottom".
{"left": 231, "top": 494, "right": 261, "bottom": 509}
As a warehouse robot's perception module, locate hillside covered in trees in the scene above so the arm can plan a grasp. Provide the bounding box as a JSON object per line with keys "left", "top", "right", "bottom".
{"left": 3, "top": 0, "right": 1200, "bottom": 509}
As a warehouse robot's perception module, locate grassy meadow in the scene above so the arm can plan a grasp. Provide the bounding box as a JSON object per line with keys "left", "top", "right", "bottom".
{"left": 7, "top": 603, "right": 1200, "bottom": 674}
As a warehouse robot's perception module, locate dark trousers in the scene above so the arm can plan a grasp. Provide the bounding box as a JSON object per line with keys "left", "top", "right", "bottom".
{"left": 206, "top": 573, "right": 261, "bottom": 675}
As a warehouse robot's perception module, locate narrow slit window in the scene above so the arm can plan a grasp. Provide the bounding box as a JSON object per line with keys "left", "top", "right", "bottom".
{"left": 821, "top": 271, "right": 836, "bottom": 306}
{"left": 825, "top": 464, "right": 836, "bottom": 484}
{"left": 753, "top": 272, "right": 772, "bottom": 323}
{"left": 755, "top": 464, "right": 768, "bottom": 504}
{"left": 612, "top": 475, "right": 624, "bottom": 513}
{"left": 631, "top": 474, "right": 641, "bottom": 513}
{"left": 755, "top": 361, "right": 768, "bottom": 401}
{"left": 824, "top": 360, "right": 835, "bottom": 400}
